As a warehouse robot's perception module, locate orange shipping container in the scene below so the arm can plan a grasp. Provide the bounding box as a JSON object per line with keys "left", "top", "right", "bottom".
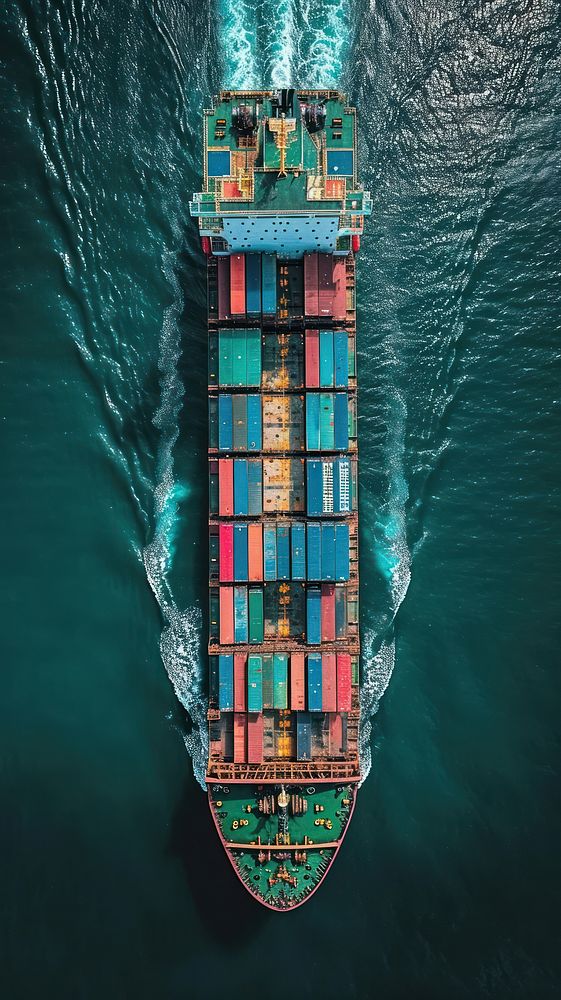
{"left": 230, "top": 253, "right": 246, "bottom": 315}
{"left": 322, "top": 653, "right": 337, "bottom": 712}
{"left": 290, "top": 652, "right": 306, "bottom": 710}
{"left": 234, "top": 654, "right": 246, "bottom": 711}
{"left": 336, "top": 653, "right": 352, "bottom": 711}
{"left": 218, "top": 459, "right": 234, "bottom": 516}
{"left": 248, "top": 523, "right": 263, "bottom": 582}
{"left": 219, "top": 586, "right": 234, "bottom": 644}
{"left": 233, "top": 712, "right": 247, "bottom": 763}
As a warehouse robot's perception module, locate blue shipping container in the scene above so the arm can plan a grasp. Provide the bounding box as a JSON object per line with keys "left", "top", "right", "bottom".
{"left": 276, "top": 524, "right": 290, "bottom": 580}
{"left": 218, "top": 654, "right": 234, "bottom": 711}
{"left": 234, "top": 586, "right": 248, "bottom": 643}
{"left": 234, "top": 460, "right": 248, "bottom": 515}
{"left": 263, "top": 525, "right": 277, "bottom": 580}
{"left": 247, "top": 394, "right": 262, "bottom": 451}
{"left": 305, "top": 393, "right": 320, "bottom": 451}
{"left": 246, "top": 254, "right": 261, "bottom": 315}
{"left": 234, "top": 524, "right": 248, "bottom": 581}
{"left": 296, "top": 712, "right": 312, "bottom": 761}
{"left": 334, "top": 393, "right": 349, "bottom": 450}
{"left": 306, "top": 587, "right": 321, "bottom": 645}
{"left": 306, "top": 460, "right": 323, "bottom": 516}
{"left": 291, "top": 522, "right": 306, "bottom": 580}
{"left": 335, "top": 523, "right": 350, "bottom": 580}
{"left": 307, "top": 654, "right": 323, "bottom": 711}
{"left": 262, "top": 254, "right": 277, "bottom": 314}
{"left": 334, "top": 330, "right": 348, "bottom": 387}
{"left": 332, "top": 458, "right": 351, "bottom": 514}
{"left": 306, "top": 522, "right": 321, "bottom": 580}
{"left": 319, "top": 329, "right": 334, "bottom": 386}
{"left": 247, "top": 460, "right": 262, "bottom": 515}
{"left": 321, "top": 524, "right": 336, "bottom": 581}
{"left": 218, "top": 394, "right": 233, "bottom": 451}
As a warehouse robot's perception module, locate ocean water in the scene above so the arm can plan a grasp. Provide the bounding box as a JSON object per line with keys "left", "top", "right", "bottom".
{"left": 1, "top": 0, "right": 561, "bottom": 997}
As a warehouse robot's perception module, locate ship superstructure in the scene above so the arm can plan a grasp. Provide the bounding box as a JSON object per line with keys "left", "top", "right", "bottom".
{"left": 190, "top": 89, "right": 371, "bottom": 909}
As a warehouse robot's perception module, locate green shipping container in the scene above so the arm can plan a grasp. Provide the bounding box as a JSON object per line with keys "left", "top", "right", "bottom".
{"left": 246, "top": 329, "right": 262, "bottom": 387}
{"left": 248, "top": 588, "right": 264, "bottom": 644}
{"left": 232, "top": 329, "right": 247, "bottom": 386}
{"left": 262, "top": 654, "right": 274, "bottom": 709}
{"left": 273, "top": 653, "right": 288, "bottom": 709}
{"left": 232, "top": 394, "right": 247, "bottom": 450}
{"left": 219, "top": 328, "right": 233, "bottom": 385}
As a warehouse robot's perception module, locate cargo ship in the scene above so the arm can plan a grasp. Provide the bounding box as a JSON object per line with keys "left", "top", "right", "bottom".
{"left": 189, "top": 89, "right": 371, "bottom": 910}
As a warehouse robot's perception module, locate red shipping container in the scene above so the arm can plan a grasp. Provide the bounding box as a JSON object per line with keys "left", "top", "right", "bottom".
{"left": 329, "top": 713, "right": 344, "bottom": 754}
{"left": 248, "top": 523, "right": 263, "bottom": 582}
{"left": 247, "top": 713, "right": 264, "bottom": 763}
{"left": 321, "top": 583, "right": 336, "bottom": 641}
{"left": 219, "top": 586, "right": 234, "bottom": 644}
{"left": 290, "top": 652, "right": 305, "bottom": 710}
{"left": 332, "top": 258, "right": 346, "bottom": 321}
{"left": 218, "top": 459, "right": 233, "bottom": 516}
{"left": 305, "top": 329, "right": 320, "bottom": 387}
{"left": 322, "top": 653, "right": 337, "bottom": 712}
{"left": 304, "top": 253, "right": 319, "bottom": 316}
{"left": 217, "top": 256, "right": 230, "bottom": 320}
{"left": 230, "top": 253, "right": 246, "bottom": 315}
{"left": 318, "top": 252, "right": 335, "bottom": 317}
{"left": 234, "top": 654, "right": 246, "bottom": 711}
{"left": 219, "top": 523, "right": 234, "bottom": 581}
{"left": 233, "top": 712, "right": 247, "bottom": 763}
{"left": 336, "top": 653, "right": 352, "bottom": 711}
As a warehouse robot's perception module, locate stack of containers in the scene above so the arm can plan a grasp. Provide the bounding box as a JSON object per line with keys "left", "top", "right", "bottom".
{"left": 219, "top": 459, "right": 264, "bottom": 516}
{"left": 218, "top": 394, "right": 262, "bottom": 452}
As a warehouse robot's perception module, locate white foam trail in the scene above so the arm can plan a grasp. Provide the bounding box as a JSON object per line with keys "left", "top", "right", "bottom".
{"left": 219, "top": 0, "right": 259, "bottom": 89}
{"left": 298, "top": 0, "right": 350, "bottom": 87}
{"left": 268, "top": 0, "right": 296, "bottom": 88}
{"left": 359, "top": 636, "right": 395, "bottom": 784}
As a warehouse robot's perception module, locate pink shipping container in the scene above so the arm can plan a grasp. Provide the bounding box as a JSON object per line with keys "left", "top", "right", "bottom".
{"left": 234, "top": 654, "right": 246, "bottom": 711}
{"left": 329, "top": 713, "right": 344, "bottom": 754}
{"left": 321, "top": 583, "right": 336, "bottom": 641}
{"left": 230, "top": 253, "right": 246, "bottom": 315}
{"left": 304, "top": 253, "right": 319, "bottom": 316}
{"left": 332, "top": 259, "right": 346, "bottom": 321}
{"left": 290, "top": 652, "right": 306, "bottom": 710}
{"left": 318, "top": 253, "right": 335, "bottom": 317}
{"left": 322, "top": 653, "right": 337, "bottom": 712}
{"left": 336, "top": 653, "right": 352, "bottom": 711}
{"left": 217, "top": 256, "right": 230, "bottom": 320}
{"left": 233, "top": 712, "right": 247, "bottom": 763}
{"left": 219, "top": 586, "right": 234, "bottom": 644}
{"left": 305, "top": 329, "right": 320, "bottom": 387}
{"left": 248, "top": 523, "right": 263, "bottom": 582}
{"left": 247, "top": 713, "right": 264, "bottom": 763}
{"left": 219, "top": 523, "right": 234, "bottom": 581}
{"left": 218, "top": 459, "right": 233, "bottom": 516}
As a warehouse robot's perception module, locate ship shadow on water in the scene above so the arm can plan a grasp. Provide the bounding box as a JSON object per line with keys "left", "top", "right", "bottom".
{"left": 169, "top": 779, "right": 269, "bottom": 943}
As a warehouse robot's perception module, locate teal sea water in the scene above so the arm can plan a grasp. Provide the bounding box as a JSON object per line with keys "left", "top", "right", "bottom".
{"left": 2, "top": 0, "right": 561, "bottom": 996}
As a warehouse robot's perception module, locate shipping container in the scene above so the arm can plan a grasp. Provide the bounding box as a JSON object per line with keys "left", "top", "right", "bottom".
{"left": 336, "top": 653, "right": 352, "bottom": 712}
{"left": 218, "top": 459, "right": 233, "bottom": 516}
{"left": 273, "top": 653, "right": 288, "bottom": 709}
{"left": 304, "top": 253, "right": 319, "bottom": 316}
{"left": 247, "top": 712, "right": 264, "bottom": 763}
{"left": 234, "top": 653, "right": 246, "bottom": 711}
{"left": 307, "top": 654, "right": 322, "bottom": 712}
{"left": 319, "top": 392, "right": 335, "bottom": 449}
{"left": 234, "top": 585, "right": 248, "bottom": 643}
{"left": 329, "top": 712, "right": 344, "bottom": 755}
{"left": 262, "top": 654, "right": 274, "bottom": 709}
{"left": 218, "top": 394, "right": 233, "bottom": 451}
{"left": 218, "top": 328, "right": 233, "bottom": 385}
{"left": 219, "top": 523, "right": 234, "bottom": 582}
{"left": 248, "top": 523, "right": 263, "bottom": 582}
{"left": 321, "top": 583, "right": 336, "bottom": 641}
{"left": 306, "top": 587, "right": 321, "bottom": 645}
{"left": 247, "top": 459, "right": 263, "bottom": 515}
{"left": 233, "top": 712, "right": 246, "bottom": 762}
{"left": 246, "top": 253, "right": 261, "bottom": 315}
{"left": 230, "top": 253, "right": 246, "bottom": 315}
{"left": 233, "top": 523, "right": 248, "bottom": 581}
{"left": 246, "top": 329, "right": 262, "bottom": 386}
{"left": 306, "top": 460, "right": 323, "bottom": 515}
{"left": 247, "top": 394, "right": 262, "bottom": 451}
{"left": 290, "top": 652, "right": 306, "bottom": 710}
{"left": 335, "top": 584, "right": 347, "bottom": 638}
{"left": 218, "top": 653, "right": 234, "bottom": 711}
{"left": 247, "top": 654, "right": 263, "bottom": 712}
{"left": 305, "top": 328, "right": 320, "bottom": 387}
{"left": 335, "top": 523, "right": 350, "bottom": 580}
{"left": 307, "top": 522, "right": 321, "bottom": 579}
{"left": 263, "top": 524, "right": 277, "bottom": 581}
{"left": 318, "top": 253, "right": 335, "bottom": 317}
{"left": 319, "top": 329, "right": 334, "bottom": 386}
{"left": 291, "top": 522, "right": 306, "bottom": 580}
{"left": 276, "top": 524, "right": 290, "bottom": 580}
{"left": 209, "top": 530, "right": 219, "bottom": 581}
{"left": 333, "top": 330, "right": 348, "bottom": 387}
{"left": 219, "top": 587, "right": 234, "bottom": 645}
{"left": 233, "top": 459, "right": 249, "bottom": 515}
{"left": 305, "top": 392, "right": 320, "bottom": 451}
{"left": 217, "top": 256, "right": 230, "bottom": 320}
{"left": 322, "top": 653, "right": 337, "bottom": 712}
{"left": 321, "top": 523, "right": 336, "bottom": 581}
{"left": 261, "top": 254, "right": 277, "bottom": 314}
{"left": 296, "top": 712, "right": 312, "bottom": 761}
{"left": 333, "top": 258, "right": 346, "bottom": 320}
{"left": 334, "top": 393, "right": 349, "bottom": 450}
{"left": 232, "top": 393, "right": 247, "bottom": 450}
{"left": 231, "top": 329, "right": 247, "bottom": 386}
{"left": 334, "top": 457, "right": 351, "bottom": 513}
{"left": 248, "top": 587, "right": 264, "bottom": 644}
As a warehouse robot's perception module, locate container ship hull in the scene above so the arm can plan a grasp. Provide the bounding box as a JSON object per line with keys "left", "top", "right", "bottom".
{"left": 190, "top": 89, "right": 371, "bottom": 910}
